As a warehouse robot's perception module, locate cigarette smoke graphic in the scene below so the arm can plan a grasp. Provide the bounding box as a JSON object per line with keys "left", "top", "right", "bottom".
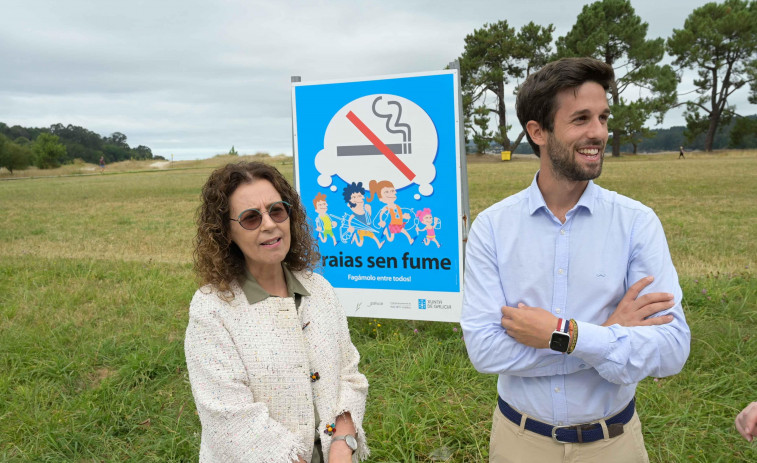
{"left": 336, "top": 96, "right": 412, "bottom": 157}
{"left": 372, "top": 96, "right": 412, "bottom": 155}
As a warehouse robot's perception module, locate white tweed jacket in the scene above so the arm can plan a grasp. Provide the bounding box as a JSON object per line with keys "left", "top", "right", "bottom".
{"left": 184, "top": 271, "right": 369, "bottom": 462}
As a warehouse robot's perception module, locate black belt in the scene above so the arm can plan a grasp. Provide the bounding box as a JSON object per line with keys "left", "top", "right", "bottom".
{"left": 497, "top": 396, "right": 635, "bottom": 444}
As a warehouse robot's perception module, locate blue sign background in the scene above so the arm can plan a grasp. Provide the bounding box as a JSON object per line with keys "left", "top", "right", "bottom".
{"left": 293, "top": 72, "right": 460, "bottom": 293}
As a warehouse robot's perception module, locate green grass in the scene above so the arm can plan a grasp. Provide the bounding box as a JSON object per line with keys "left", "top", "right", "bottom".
{"left": 1, "top": 151, "right": 755, "bottom": 461}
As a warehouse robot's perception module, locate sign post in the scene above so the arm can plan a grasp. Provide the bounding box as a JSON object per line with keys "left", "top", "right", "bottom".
{"left": 292, "top": 70, "right": 467, "bottom": 322}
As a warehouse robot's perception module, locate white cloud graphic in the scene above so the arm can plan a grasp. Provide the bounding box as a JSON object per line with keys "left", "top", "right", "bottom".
{"left": 314, "top": 94, "right": 438, "bottom": 198}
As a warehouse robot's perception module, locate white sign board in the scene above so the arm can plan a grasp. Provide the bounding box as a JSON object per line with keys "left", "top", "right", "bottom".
{"left": 292, "top": 70, "right": 466, "bottom": 322}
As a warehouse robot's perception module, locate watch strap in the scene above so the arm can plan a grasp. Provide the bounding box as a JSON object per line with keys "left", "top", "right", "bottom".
{"left": 331, "top": 434, "right": 357, "bottom": 452}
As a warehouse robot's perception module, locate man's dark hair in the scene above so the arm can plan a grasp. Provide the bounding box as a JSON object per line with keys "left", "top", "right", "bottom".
{"left": 515, "top": 57, "right": 614, "bottom": 157}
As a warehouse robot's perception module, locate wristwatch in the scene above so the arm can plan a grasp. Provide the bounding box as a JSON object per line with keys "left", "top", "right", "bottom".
{"left": 549, "top": 318, "right": 571, "bottom": 353}
{"left": 331, "top": 434, "right": 357, "bottom": 453}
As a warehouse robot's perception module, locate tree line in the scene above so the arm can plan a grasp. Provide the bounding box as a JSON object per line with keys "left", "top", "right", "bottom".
{"left": 0, "top": 122, "right": 163, "bottom": 174}
{"left": 619, "top": 114, "right": 757, "bottom": 153}
{"left": 503, "top": 115, "right": 757, "bottom": 154}
{"left": 459, "top": 0, "right": 757, "bottom": 155}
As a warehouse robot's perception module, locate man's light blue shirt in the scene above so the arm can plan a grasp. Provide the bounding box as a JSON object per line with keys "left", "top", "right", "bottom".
{"left": 461, "top": 173, "right": 690, "bottom": 425}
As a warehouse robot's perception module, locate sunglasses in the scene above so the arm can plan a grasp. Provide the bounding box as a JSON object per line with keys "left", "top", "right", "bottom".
{"left": 231, "top": 201, "right": 291, "bottom": 231}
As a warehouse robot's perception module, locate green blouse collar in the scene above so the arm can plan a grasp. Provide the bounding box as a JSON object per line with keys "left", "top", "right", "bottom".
{"left": 241, "top": 264, "right": 310, "bottom": 305}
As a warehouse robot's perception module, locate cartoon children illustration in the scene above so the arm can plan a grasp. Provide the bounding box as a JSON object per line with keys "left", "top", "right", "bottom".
{"left": 368, "top": 179, "right": 413, "bottom": 245}
{"left": 342, "top": 182, "right": 384, "bottom": 249}
{"left": 313, "top": 192, "right": 337, "bottom": 245}
{"left": 415, "top": 208, "right": 440, "bottom": 248}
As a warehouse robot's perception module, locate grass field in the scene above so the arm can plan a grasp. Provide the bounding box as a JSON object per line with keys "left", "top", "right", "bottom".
{"left": 1, "top": 151, "right": 755, "bottom": 462}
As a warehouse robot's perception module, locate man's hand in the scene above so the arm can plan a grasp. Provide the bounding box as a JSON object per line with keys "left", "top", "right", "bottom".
{"left": 736, "top": 402, "right": 757, "bottom": 442}
{"left": 501, "top": 304, "right": 557, "bottom": 349}
{"left": 501, "top": 276, "right": 674, "bottom": 349}
{"left": 602, "top": 276, "right": 675, "bottom": 327}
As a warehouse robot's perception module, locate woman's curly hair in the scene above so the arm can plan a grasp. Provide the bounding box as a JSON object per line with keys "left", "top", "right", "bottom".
{"left": 193, "top": 161, "right": 320, "bottom": 293}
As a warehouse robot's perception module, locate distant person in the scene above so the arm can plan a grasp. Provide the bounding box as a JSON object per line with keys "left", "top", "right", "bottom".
{"left": 461, "top": 57, "right": 690, "bottom": 463}
{"left": 678, "top": 146, "right": 685, "bottom": 159}
{"left": 736, "top": 401, "right": 757, "bottom": 442}
{"left": 185, "top": 162, "right": 369, "bottom": 462}
{"left": 99, "top": 156, "right": 106, "bottom": 173}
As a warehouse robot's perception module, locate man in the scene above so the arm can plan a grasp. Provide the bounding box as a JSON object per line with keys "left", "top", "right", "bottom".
{"left": 461, "top": 58, "right": 690, "bottom": 463}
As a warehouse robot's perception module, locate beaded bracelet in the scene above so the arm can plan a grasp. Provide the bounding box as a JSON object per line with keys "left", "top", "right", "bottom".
{"left": 567, "top": 319, "right": 578, "bottom": 354}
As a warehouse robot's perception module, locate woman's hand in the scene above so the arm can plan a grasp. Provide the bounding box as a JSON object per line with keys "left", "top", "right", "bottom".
{"left": 328, "top": 412, "right": 357, "bottom": 462}
{"left": 327, "top": 443, "right": 353, "bottom": 462}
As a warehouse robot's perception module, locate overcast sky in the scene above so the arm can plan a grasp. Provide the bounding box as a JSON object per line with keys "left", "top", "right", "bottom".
{"left": 2, "top": 0, "right": 753, "bottom": 160}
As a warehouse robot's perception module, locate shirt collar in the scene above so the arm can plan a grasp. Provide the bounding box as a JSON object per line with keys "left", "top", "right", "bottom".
{"left": 527, "top": 171, "right": 598, "bottom": 216}
{"left": 575, "top": 179, "right": 598, "bottom": 214}
{"left": 241, "top": 264, "right": 310, "bottom": 305}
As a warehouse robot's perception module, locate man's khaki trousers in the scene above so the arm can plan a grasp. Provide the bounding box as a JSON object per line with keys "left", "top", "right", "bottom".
{"left": 489, "top": 406, "right": 650, "bottom": 463}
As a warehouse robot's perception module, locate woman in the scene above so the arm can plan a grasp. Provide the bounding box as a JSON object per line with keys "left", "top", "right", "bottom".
{"left": 185, "top": 161, "right": 369, "bottom": 462}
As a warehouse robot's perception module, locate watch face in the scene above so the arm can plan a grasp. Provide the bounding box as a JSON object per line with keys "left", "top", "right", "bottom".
{"left": 345, "top": 435, "right": 357, "bottom": 450}
{"left": 550, "top": 332, "right": 570, "bottom": 352}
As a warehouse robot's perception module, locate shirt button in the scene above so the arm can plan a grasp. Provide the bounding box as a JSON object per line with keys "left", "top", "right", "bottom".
{"left": 554, "top": 387, "right": 560, "bottom": 393}
{"left": 555, "top": 308, "right": 562, "bottom": 314}
{"left": 560, "top": 229, "right": 566, "bottom": 235}
{"left": 558, "top": 269, "right": 564, "bottom": 275}
{"left": 558, "top": 421, "right": 563, "bottom": 426}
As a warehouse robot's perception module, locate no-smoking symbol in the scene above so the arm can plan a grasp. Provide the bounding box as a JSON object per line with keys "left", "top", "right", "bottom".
{"left": 314, "top": 94, "right": 438, "bottom": 198}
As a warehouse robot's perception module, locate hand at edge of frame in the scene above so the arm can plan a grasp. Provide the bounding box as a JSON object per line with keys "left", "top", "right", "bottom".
{"left": 735, "top": 401, "right": 757, "bottom": 442}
